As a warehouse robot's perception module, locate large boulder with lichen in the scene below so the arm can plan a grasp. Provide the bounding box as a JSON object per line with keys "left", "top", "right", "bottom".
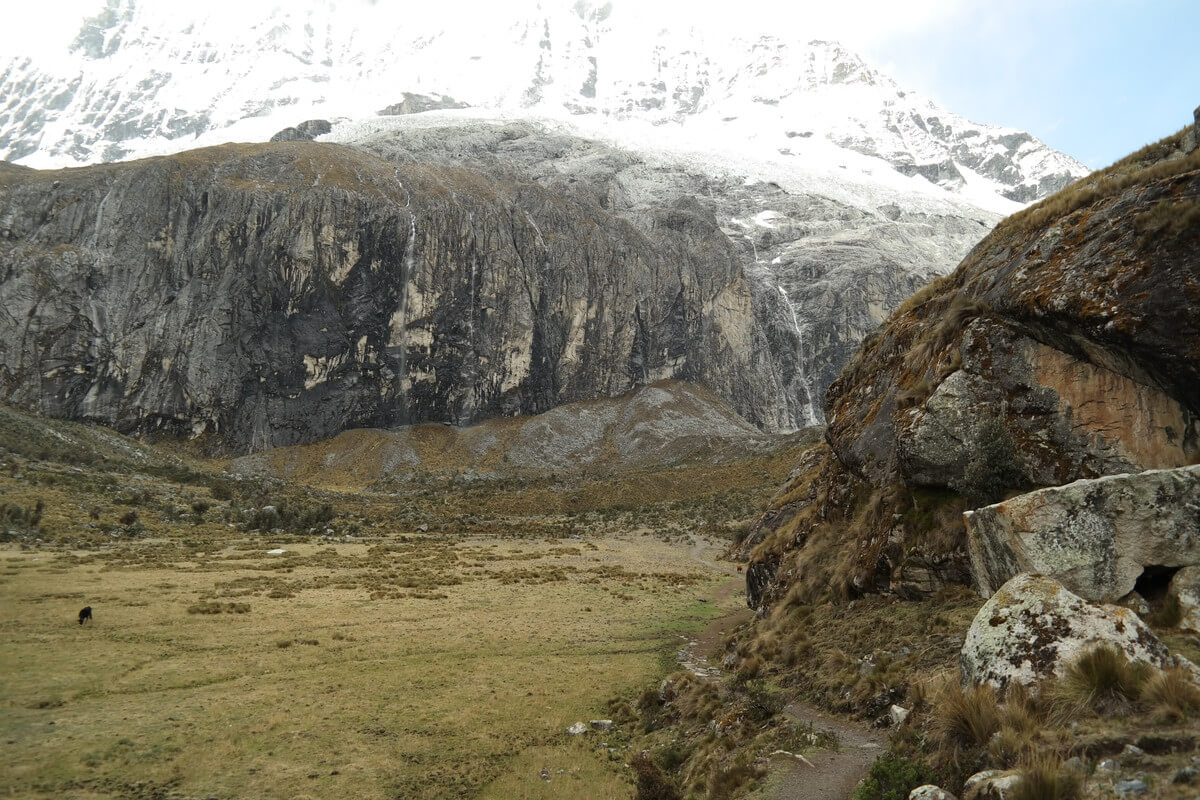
{"left": 965, "top": 465, "right": 1200, "bottom": 601}
{"left": 744, "top": 125, "right": 1200, "bottom": 608}
{"left": 960, "top": 574, "right": 1171, "bottom": 688}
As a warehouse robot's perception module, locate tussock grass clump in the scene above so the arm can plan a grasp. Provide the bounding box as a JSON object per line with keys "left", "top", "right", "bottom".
{"left": 1010, "top": 756, "right": 1081, "bottom": 800}
{"left": 931, "top": 681, "right": 1001, "bottom": 751}
{"left": 186, "top": 601, "right": 251, "bottom": 615}
{"left": 1054, "top": 645, "right": 1148, "bottom": 714}
{"left": 1142, "top": 667, "right": 1200, "bottom": 722}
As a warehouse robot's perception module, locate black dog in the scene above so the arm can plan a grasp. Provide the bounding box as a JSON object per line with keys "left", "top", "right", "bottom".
{"left": 78, "top": 606, "right": 92, "bottom": 625}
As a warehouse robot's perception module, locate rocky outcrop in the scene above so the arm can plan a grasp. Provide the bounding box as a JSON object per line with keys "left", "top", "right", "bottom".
{"left": 230, "top": 380, "right": 812, "bottom": 486}
{"left": 269, "top": 119, "right": 332, "bottom": 143}
{"left": 965, "top": 465, "right": 1200, "bottom": 601}
{"left": 335, "top": 118, "right": 1001, "bottom": 423}
{"left": 960, "top": 574, "right": 1171, "bottom": 689}
{"left": 0, "top": 142, "right": 804, "bottom": 450}
{"left": 745, "top": 125, "right": 1200, "bottom": 607}
{"left": 377, "top": 94, "right": 470, "bottom": 116}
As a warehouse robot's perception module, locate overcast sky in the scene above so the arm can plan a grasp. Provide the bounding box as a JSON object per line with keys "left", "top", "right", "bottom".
{"left": 4, "top": 0, "right": 1195, "bottom": 169}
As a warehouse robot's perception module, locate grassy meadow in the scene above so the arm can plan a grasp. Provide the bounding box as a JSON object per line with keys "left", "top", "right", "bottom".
{"left": 0, "top": 404, "right": 790, "bottom": 800}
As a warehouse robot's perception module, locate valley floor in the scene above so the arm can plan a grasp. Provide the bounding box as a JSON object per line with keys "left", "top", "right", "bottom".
{"left": 0, "top": 530, "right": 736, "bottom": 800}
{"left": 0, "top": 403, "right": 810, "bottom": 800}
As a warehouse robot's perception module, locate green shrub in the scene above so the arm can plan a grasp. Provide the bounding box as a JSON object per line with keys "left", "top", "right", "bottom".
{"left": 743, "top": 679, "right": 786, "bottom": 722}
{"left": 632, "top": 753, "right": 680, "bottom": 800}
{"left": 852, "top": 754, "right": 938, "bottom": 800}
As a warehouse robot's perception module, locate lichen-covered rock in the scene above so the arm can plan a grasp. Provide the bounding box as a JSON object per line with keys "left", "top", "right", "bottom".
{"left": 961, "top": 771, "right": 1019, "bottom": 800}
{"left": 960, "top": 574, "right": 1171, "bottom": 688}
{"left": 1170, "top": 566, "right": 1200, "bottom": 632}
{"left": 965, "top": 466, "right": 1200, "bottom": 601}
{"left": 909, "top": 785, "right": 956, "bottom": 800}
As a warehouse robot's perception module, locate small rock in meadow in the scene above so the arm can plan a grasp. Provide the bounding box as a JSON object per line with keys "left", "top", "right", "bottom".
{"left": 962, "top": 770, "right": 1019, "bottom": 800}
{"left": 889, "top": 704, "right": 910, "bottom": 727}
{"left": 566, "top": 722, "right": 588, "bottom": 735}
{"left": 1120, "top": 744, "right": 1147, "bottom": 763}
{"left": 1114, "top": 779, "right": 1148, "bottom": 796}
{"left": 1097, "top": 759, "right": 1118, "bottom": 773}
{"left": 589, "top": 719, "right": 614, "bottom": 731}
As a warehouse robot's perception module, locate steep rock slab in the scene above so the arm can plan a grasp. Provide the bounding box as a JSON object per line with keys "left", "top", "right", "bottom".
{"left": 965, "top": 465, "right": 1200, "bottom": 601}
{"left": 0, "top": 142, "right": 797, "bottom": 451}
{"left": 828, "top": 153, "right": 1200, "bottom": 487}
{"left": 960, "top": 574, "right": 1170, "bottom": 689}
{"left": 896, "top": 320, "right": 1197, "bottom": 489}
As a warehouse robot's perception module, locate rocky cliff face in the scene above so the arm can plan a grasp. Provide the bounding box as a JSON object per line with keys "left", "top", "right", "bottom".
{"left": 0, "top": 142, "right": 806, "bottom": 450}
{"left": 743, "top": 126, "right": 1200, "bottom": 609}
{"left": 332, "top": 116, "right": 1001, "bottom": 423}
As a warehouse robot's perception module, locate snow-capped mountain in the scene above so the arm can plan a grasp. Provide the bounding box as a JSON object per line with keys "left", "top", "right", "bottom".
{"left": 0, "top": 1, "right": 1095, "bottom": 439}
{"left": 1, "top": 0, "right": 1085, "bottom": 206}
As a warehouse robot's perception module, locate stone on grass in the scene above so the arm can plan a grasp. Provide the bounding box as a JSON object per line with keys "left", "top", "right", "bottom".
{"left": 565, "top": 722, "right": 588, "bottom": 735}
{"left": 589, "top": 719, "right": 614, "bottom": 731}
{"left": 1114, "top": 778, "right": 1148, "bottom": 796}
{"left": 960, "top": 574, "right": 1171, "bottom": 688}
{"left": 889, "top": 704, "right": 910, "bottom": 727}
{"left": 909, "top": 785, "right": 957, "bottom": 800}
{"left": 962, "top": 770, "right": 1019, "bottom": 800}
{"left": 965, "top": 466, "right": 1200, "bottom": 602}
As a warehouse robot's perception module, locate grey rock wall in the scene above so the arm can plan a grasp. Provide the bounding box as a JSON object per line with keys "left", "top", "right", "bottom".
{"left": 0, "top": 142, "right": 801, "bottom": 451}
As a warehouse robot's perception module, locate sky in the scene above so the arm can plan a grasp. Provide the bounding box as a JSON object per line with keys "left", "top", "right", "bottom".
{"left": 2, "top": 0, "right": 1195, "bottom": 169}
{"left": 854, "top": 0, "right": 1200, "bottom": 169}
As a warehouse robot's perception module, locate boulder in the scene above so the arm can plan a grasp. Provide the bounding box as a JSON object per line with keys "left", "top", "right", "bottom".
{"left": 965, "top": 466, "right": 1200, "bottom": 601}
{"left": 1170, "top": 566, "right": 1200, "bottom": 632}
{"left": 960, "top": 574, "right": 1171, "bottom": 688}
{"left": 565, "top": 721, "right": 588, "bottom": 735}
{"left": 268, "top": 119, "right": 332, "bottom": 143}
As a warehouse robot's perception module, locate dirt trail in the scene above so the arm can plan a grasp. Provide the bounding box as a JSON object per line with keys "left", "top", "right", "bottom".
{"left": 681, "top": 540, "right": 884, "bottom": 800}
{"left": 766, "top": 703, "right": 884, "bottom": 800}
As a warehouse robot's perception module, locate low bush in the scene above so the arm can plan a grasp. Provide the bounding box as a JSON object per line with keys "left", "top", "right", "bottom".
{"left": 852, "top": 754, "right": 938, "bottom": 800}
{"left": 632, "top": 753, "right": 680, "bottom": 800}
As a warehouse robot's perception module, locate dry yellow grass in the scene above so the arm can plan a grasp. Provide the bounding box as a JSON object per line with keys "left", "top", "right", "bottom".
{"left": 0, "top": 529, "right": 734, "bottom": 800}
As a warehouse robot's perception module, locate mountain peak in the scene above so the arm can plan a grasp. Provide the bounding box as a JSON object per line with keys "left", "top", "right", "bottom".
{"left": 0, "top": 3, "right": 1086, "bottom": 205}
